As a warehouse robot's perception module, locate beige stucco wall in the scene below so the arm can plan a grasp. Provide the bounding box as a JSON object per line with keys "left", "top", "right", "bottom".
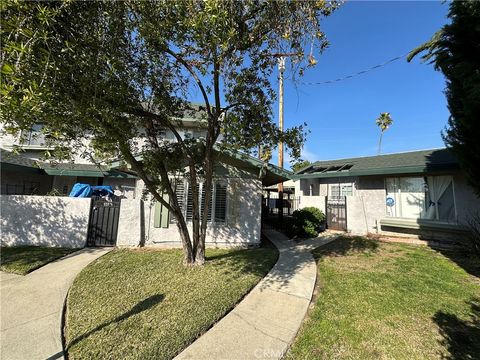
{"left": 297, "top": 176, "right": 387, "bottom": 235}
{"left": 116, "top": 199, "right": 143, "bottom": 246}
{"left": 298, "top": 196, "right": 326, "bottom": 214}
{"left": 1, "top": 195, "right": 91, "bottom": 248}
{"left": 146, "top": 177, "right": 262, "bottom": 247}
{"left": 117, "top": 175, "right": 262, "bottom": 248}
{"left": 347, "top": 176, "right": 387, "bottom": 234}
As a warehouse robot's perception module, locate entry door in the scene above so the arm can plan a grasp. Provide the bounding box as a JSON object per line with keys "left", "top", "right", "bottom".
{"left": 87, "top": 197, "right": 121, "bottom": 246}
{"left": 326, "top": 196, "right": 347, "bottom": 231}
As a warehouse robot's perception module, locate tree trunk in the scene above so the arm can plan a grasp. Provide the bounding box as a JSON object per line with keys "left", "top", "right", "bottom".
{"left": 188, "top": 161, "right": 202, "bottom": 264}
{"left": 173, "top": 208, "right": 195, "bottom": 265}
{"left": 196, "top": 56, "right": 220, "bottom": 266}
{"left": 118, "top": 143, "right": 197, "bottom": 265}
{"left": 198, "top": 140, "right": 214, "bottom": 266}
{"left": 377, "top": 132, "right": 383, "bottom": 155}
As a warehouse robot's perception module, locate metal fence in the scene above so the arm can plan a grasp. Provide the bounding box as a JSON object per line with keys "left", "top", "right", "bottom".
{"left": 261, "top": 195, "right": 300, "bottom": 234}
{"left": 263, "top": 196, "right": 300, "bottom": 216}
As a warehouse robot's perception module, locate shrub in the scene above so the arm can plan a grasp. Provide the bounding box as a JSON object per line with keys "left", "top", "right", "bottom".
{"left": 287, "top": 207, "right": 326, "bottom": 239}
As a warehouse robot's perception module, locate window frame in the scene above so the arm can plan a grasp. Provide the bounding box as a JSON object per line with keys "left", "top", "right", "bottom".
{"left": 328, "top": 182, "right": 354, "bottom": 198}
{"left": 385, "top": 175, "right": 457, "bottom": 221}
{"left": 174, "top": 179, "right": 228, "bottom": 224}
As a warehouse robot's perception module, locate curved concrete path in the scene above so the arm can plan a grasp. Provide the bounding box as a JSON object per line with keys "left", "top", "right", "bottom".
{"left": 1, "top": 247, "right": 111, "bottom": 360}
{"left": 175, "top": 229, "right": 336, "bottom": 360}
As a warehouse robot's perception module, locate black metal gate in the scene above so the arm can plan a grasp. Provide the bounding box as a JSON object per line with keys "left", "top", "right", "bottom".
{"left": 326, "top": 196, "right": 347, "bottom": 231}
{"left": 87, "top": 197, "right": 121, "bottom": 247}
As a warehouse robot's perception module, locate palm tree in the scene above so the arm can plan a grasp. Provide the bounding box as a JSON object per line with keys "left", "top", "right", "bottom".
{"left": 376, "top": 112, "right": 393, "bottom": 155}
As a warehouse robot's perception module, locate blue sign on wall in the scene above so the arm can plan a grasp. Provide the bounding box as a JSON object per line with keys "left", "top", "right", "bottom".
{"left": 386, "top": 197, "right": 395, "bottom": 207}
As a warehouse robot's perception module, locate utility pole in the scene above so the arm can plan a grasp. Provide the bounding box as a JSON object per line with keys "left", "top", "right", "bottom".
{"left": 277, "top": 56, "right": 285, "bottom": 221}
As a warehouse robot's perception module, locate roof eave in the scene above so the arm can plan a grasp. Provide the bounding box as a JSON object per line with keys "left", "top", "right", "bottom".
{"left": 293, "top": 164, "right": 460, "bottom": 179}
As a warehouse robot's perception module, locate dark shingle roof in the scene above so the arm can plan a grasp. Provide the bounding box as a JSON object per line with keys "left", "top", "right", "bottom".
{"left": 295, "top": 148, "right": 459, "bottom": 179}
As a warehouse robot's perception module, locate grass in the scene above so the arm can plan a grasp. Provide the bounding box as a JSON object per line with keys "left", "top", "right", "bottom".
{"left": 65, "top": 244, "right": 278, "bottom": 360}
{"left": 288, "top": 236, "right": 480, "bottom": 360}
{"left": 0, "top": 246, "right": 79, "bottom": 275}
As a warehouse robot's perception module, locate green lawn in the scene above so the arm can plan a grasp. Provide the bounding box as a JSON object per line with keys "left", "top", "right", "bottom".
{"left": 65, "top": 245, "right": 278, "bottom": 360}
{"left": 0, "top": 246, "right": 79, "bottom": 275}
{"left": 288, "top": 236, "right": 480, "bottom": 360}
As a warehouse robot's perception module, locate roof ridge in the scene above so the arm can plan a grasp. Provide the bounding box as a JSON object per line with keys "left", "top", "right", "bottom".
{"left": 314, "top": 147, "right": 448, "bottom": 164}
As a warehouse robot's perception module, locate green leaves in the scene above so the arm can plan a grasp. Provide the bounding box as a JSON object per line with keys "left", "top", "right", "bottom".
{"left": 1, "top": 63, "right": 13, "bottom": 74}
{"left": 1, "top": 0, "right": 340, "bottom": 261}
{"left": 408, "top": 2, "right": 480, "bottom": 194}
{"left": 376, "top": 112, "right": 393, "bottom": 132}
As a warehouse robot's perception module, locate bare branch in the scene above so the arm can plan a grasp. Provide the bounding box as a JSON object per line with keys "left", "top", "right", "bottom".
{"left": 162, "top": 47, "right": 213, "bottom": 119}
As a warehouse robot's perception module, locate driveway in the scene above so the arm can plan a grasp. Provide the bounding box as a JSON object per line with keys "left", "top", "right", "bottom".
{"left": 1, "top": 247, "right": 111, "bottom": 360}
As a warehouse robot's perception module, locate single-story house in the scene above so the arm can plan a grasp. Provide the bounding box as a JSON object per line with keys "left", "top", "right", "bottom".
{"left": 294, "top": 148, "right": 479, "bottom": 242}
{"left": 113, "top": 149, "right": 290, "bottom": 248}
{"left": 1, "top": 146, "right": 289, "bottom": 248}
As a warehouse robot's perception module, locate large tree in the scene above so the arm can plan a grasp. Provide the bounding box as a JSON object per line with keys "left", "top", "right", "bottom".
{"left": 407, "top": 1, "right": 480, "bottom": 195}
{"left": 1, "top": 0, "right": 339, "bottom": 264}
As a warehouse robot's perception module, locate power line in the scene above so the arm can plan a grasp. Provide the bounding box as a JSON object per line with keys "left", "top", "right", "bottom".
{"left": 299, "top": 52, "right": 410, "bottom": 86}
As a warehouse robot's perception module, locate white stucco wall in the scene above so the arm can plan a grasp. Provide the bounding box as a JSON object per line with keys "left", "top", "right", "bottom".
{"left": 347, "top": 176, "right": 387, "bottom": 234}
{"left": 297, "top": 176, "right": 387, "bottom": 235}
{"left": 1, "top": 195, "right": 91, "bottom": 248}
{"left": 145, "top": 177, "right": 262, "bottom": 247}
{"left": 116, "top": 199, "right": 143, "bottom": 246}
{"left": 120, "top": 176, "right": 262, "bottom": 248}
{"left": 298, "top": 196, "right": 326, "bottom": 214}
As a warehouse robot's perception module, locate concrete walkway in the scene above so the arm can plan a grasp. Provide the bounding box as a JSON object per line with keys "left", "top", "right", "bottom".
{"left": 1, "top": 247, "right": 111, "bottom": 360}
{"left": 175, "top": 229, "right": 337, "bottom": 360}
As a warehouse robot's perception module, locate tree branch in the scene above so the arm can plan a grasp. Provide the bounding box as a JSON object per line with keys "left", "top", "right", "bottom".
{"left": 162, "top": 47, "right": 213, "bottom": 119}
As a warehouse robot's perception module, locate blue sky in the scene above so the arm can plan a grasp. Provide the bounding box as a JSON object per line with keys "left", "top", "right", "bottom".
{"left": 273, "top": 0, "right": 450, "bottom": 167}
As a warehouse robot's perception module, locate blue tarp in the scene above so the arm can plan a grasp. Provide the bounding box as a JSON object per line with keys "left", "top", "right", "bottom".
{"left": 69, "top": 183, "right": 114, "bottom": 198}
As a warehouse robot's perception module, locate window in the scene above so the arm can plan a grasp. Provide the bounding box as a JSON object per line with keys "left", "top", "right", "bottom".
{"left": 214, "top": 182, "right": 227, "bottom": 222}
{"left": 5, "top": 181, "right": 40, "bottom": 195}
{"left": 19, "top": 125, "right": 47, "bottom": 146}
{"left": 328, "top": 183, "right": 353, "bottom": 198}
{"left": 386, "top": 176, "right": 456, "bottom": 222}
{"left": 386, "top": 177, "right": 426, "bottom": 219}
{"left": 169, "top": 180, "right": 186, "bottom": 224}
{"left": 330, "top": 184, "right": 341, "bottom": 197}
{"left": 166, "top": 180, "right": 227, "bottom": 224}
{"left": 341, "top": 184, "right": 353, "bottom": 196}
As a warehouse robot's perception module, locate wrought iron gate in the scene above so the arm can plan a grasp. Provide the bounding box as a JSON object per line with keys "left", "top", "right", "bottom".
{"left": 87, "top": 197, "right": 121, "bottom": 247}
{"left": 326, "top": 196, "right": 347, "bottom": 231}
